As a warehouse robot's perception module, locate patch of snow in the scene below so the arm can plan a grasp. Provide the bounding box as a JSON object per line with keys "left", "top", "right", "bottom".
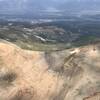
{"left": 34, "top": 35, "right": 46, "bottom": 42}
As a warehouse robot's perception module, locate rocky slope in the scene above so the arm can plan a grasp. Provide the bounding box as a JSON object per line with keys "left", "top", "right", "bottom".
{"left": 0, "top": 40, "right": 100, "bottom": 100}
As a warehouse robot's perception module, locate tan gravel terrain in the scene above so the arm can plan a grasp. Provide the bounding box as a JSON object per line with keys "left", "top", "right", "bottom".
{"left": 0, "top": 41, "right": 100, "bottom": 100}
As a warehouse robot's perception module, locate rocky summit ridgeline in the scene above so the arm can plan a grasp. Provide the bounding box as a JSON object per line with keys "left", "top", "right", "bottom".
{"left": 0, "top": 41, "right": 100, "bottom": 100}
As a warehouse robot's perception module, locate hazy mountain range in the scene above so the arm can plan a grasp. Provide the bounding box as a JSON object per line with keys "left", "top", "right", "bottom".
{"left": 0, "top": 0, "right": 100, "bottom": 15}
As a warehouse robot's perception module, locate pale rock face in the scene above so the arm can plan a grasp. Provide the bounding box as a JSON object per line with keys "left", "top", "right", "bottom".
{"left": 0, "top": 42, "right": 65, "bottom": 100}
{"left": 0, "top": 41, "right": 99, "bottom": 100}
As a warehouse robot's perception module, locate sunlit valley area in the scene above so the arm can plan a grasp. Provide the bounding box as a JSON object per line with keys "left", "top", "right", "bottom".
{"left": 0, "top": 0, "right": 100, "bottom": 100}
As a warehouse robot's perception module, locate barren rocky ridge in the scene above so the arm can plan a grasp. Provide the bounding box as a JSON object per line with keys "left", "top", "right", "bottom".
{"left": 0, "top": 40, "right": 100, "bottom": 100}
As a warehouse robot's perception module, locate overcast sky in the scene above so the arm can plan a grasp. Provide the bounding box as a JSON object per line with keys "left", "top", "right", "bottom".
{"left": 0, "top": 0, "right": 100, "bottom": 15}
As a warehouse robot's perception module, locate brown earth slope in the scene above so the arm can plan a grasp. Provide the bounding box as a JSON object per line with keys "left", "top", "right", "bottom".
{"left": 0, "top": 41, "right": 100, "bottom": 100}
